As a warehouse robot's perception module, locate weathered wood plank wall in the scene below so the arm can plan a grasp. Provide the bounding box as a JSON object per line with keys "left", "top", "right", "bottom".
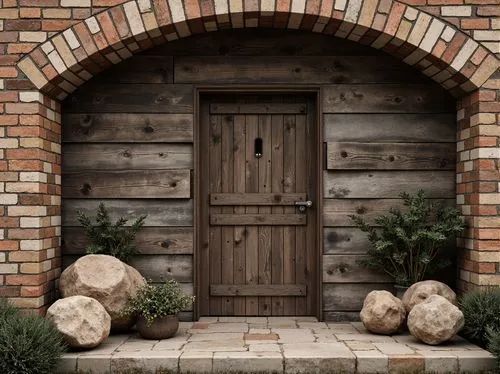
{"left": 61, "top": 29, "right": 456, "bottom": 321}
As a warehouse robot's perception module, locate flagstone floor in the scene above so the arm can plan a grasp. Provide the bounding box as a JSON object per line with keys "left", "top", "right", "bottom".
{"left": 59, "top": 317, "right": 496, "bottom": 374}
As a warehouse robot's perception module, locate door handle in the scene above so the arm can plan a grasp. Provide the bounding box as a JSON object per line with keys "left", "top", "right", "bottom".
{"left": 295, "top": 200, "right": 313, "bottom": 212}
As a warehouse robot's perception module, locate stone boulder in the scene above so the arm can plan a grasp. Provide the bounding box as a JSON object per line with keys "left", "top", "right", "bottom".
{"left": 360, "top": 290, "right": 406, "bottom": 334}
{"left": 59, "top": 254, "right": 146, "bottom": 331}
{"left": 407, "top": 294, "right": 464, "bottom": 345}
{"left": 402, "top": 280, "right": 457, "bottom": 313}
{"left": 46, "top": 295, "right": 110, "bottom": 349}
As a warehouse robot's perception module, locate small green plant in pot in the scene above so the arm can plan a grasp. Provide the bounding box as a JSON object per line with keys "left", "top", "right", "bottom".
{"left": 121, "top": 279, "right": 195, "bottom": 340}
{"left": 350, "top": 190, "right": 464, "bottom": 294}
{"left": 77, "top": 202, "right": 146, "bottom": 263}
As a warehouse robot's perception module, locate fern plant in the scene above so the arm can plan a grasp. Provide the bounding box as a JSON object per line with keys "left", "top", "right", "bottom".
{"left": 77, "top": 203, "right": 146, "bottom": 263}
{"left": 350, "top": 190, "right": 464, "bottom": 287}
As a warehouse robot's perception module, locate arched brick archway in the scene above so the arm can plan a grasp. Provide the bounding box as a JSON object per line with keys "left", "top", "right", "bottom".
{"left": 9, "top": 0, "right": 500, "bottom": 312}
{"left": 18, "top": 0, "right": 499, "bottom": 99}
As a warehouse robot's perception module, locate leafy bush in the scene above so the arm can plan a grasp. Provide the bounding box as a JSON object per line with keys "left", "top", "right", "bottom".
{"left": 121, "top": 279, "right": 195, "bottom": 327}
{"left": 0, "top": 298, "right": 66, "bottom": 374}
{"left": 460, "top": 287, "right": 500, "bottom": 347}
{"left": 77, "top": 202, "right": 146, "bottom": 263}
{"left": 486, "top": 326, "right": 500, "bottom": 372}
{"left": 350, "top": 190, "right": 464, "bottom": 287}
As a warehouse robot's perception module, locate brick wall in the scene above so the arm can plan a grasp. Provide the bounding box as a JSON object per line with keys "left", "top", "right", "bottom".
{"left": 0, "top": 0, "right": 499, "bottom": 313}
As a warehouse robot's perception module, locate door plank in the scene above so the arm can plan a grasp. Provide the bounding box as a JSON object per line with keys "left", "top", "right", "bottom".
{"left": 233, "top": 115, "right": 246, "bottom": 315}
{"left": 271, "top": 113, "right": 284, "bottom": 315}
{"left": 295, "top": 112, "right": 308, "bottom": 316}
{"left": 211, "top": 214, "right": 306, "bottom": 225}
{"left": 62, "top": 113, "right": 193, "bottom": 143}
{"left": 62, "top": 227, "right": 193, "bottom": 255}
{"left": 221, "top": 114, "right": 235, "bottom": 315}
{"left": 323, "top": 170, "right": 455, "bottom": 198}
{"left": 245, "top": 114, "right": 259, "bottom": 315}
{"left": 258, "top": 114, "right": 273, "bottom": 316}
{"left": 210, "top": 103, "right": 307, "bottom": 114}
{"left": 326, "top": 142, "right": 455, "bottom": 170}
{"left": 62, "top": 199, "right": 192, "bottom": 227}
{"left": 322, "top": 85, "right": 454, "bottom": 113}
{"left": 283, "top": 114, "right": 297, "bottom": 316}
{"left": 62, "top": 144, "right": 193, "bottom": 170}
{"left": 323, "top": 114, "right": 455, "bottom": 143}
{"left": 209, "top": 114, "right": 222, "bottom": 315}
{"left": 210, "top": 192, "right": 306, "bottom": 205}
{"left": 210, "top": 284, "right": 307, "bottom": 296}
{"left": 322, "top": 255, "right": 391, "bottom": 283}
{"left": 64, "top": 84, "right": 194, "bottom": 113}
{"left": 199, "top": 102, "right": 210, "bottom": 315}
{"left": 62, "top": 169, "right": 191, "bottom": 198}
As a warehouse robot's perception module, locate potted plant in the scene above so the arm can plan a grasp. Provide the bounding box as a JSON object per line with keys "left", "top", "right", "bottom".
{"left": 77, "top": 203, "right": 146, "bottom": 264}
{"left": 120, "top": 279, "right": 195, "bottom": 340}
{"left": 350, "top": 190, "right": 464, "bottom": 297}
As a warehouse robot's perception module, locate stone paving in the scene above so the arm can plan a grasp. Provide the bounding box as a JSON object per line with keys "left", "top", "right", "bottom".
{"left": 58, "top": 317, "right": 496, "bottom": 374}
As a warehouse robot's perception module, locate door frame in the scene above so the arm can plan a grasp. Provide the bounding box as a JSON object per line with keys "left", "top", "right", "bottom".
{"left": 194, "top": 86, "right": 324, "bottom": 320}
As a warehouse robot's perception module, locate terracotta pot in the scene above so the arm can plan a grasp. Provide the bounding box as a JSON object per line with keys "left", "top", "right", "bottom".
{"left": 136, "top": 315, "right": 179, "bottom": 340}
{"left": 393, "top": 285, "right": 409, "bottom": 299}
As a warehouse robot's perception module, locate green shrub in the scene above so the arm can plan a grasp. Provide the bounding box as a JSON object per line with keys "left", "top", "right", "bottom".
{"left": 121, "top": 279, "right": 195, "bottom": 327}
{"left": 459, "top": 287, "right": 500, "bottom": 347}
{"left": 77, "top": 202, "right": 146, "bottom": 263}
{"left": 0, "top": 299, "right": 66, "bottom": 374}
{"left": 350, "top": 190, "right": 464, "bottom": 287}
{"left": 486, "top": 327, "right": 500, "bottom": 372}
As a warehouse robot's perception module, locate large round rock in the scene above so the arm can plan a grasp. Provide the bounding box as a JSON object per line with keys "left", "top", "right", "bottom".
{"left": 402, "top": 280, "right": 457, "bottom": 313}
{"left": 59, "top": 254, "right": 146, "bottom": 331}
{"left": 407, "top": 294, "right": 464, "bottom": 345}
{"left": 360, "top": 290, "right": 406, "bottom": 334}
{"left": 47, "top": 295, "right": 111, "bottom": 349}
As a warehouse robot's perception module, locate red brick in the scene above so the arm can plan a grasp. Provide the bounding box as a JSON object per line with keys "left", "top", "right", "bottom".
{"left": 0, "top": 241, "right": 19, "bottom": 251}
{"left": 0, "top": 67, "right": 18, "bottom": 78}
{"left": 20, "top": 8, "right": 42, "bottom": 18}
{"left": 7, "top": 43, "right": 38, "bottom": 54}
{"left": 0, "top": 286, "right": 21, "bottom": 297}
{"left": 41, "top": 20, "right": 77, "bottom": 32}
{"left": 6, "top": 274, "right": 47, "bottom": 286}
{"left": 4, "top": 20, "right": 41, "bottom": 31}
{"left": 0, "top": 218, "right": 20, "bottom": 228}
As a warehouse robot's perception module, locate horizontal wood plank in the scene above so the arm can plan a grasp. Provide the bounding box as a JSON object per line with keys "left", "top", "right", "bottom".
{"left": 62, "top": 199, "right": 193, "bottom": 227}
{"left": 323, "top": 227, "right": 372, "bottom": 255}
{"left": 62, "top": 144, "right": 193, "bottom": 171}
{"left": 62, "top": 227, "right": 193, "bottom": 255}
{"left": 63, "top": 84, "right": 193, "bottom": 113}
{"left": 323, "top": 198, "right": 454, "bottom": 226}
{"left": 96, "top": 56, "right": 173, "bottom": 84}
{"left": 129, "top": 255, "right": 192, "bottom": 283}
{"left": 323, "top": 114, "right": 455, "bottom": 143}
{"left": 323, "top": 171, "right": 455, "bottom": 198}
{"left": 323, "top": 283, "right": 393, "bottom": 311}
{"left": 62, "top": 113, "right": 193, "bottom": 143}
{"left": 175, "top": 56, "right": 421, "bottom": 84}
{"left": 210, "top": 214, "right": 306, "bottom": 225}
{"left": 210, "top": 193, "right": 306, "bottom": 205}
{"left": 146, "top": 29, "right": 382, "bottom": 56}
{"left": 322, "top": 85, "right": 455, "bottom": 113}
{"left": 210, "top": 284, "right": 307, "bottom": 296}
{"left": 327, "top": 142, "right": 455, "bottom": 170}
{"left": 62, "top": 170, "right": 191, "bottom": 199}
{"left": 322, "top": 255, "right": 391, "bottom": 283}
{"left": 61, "top": 254, "right": 193, "bottom": 284}
{"left": 210, "top": 103, "right": 306, "bottom": 114}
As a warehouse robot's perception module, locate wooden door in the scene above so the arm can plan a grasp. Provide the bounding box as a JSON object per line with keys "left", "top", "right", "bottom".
{"left": 198, "top": 94, "right": 318, "bottom": 317}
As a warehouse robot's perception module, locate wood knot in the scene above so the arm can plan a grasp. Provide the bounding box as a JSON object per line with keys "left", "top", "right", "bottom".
{"left": 80, "top": 183, "right": 91, "bottom": 195}
{"left": 341, "top": 151, "right": 348, "bottom": 158}
{"left": 80, "top": 115, "right": 92, "bottom": 128}
{"left": 356, "top": 206, "right": 367, "bottom": 214}
{"left": 170, "top": 181, "right": 177, "bottom": 188}
{"left": 143, "top": 125, "right": 154, "bottom": 133}
{"left": 388, "top": 155, "right": 395, "bottom": 162}
{"left": 161, "top": 241, "right": 170, "bottom": 248}
{"left": 122, "top": 149, "right": 131, "bottom": 158}
{"left": 273, "top": 194, "right": 282, "bottom": 202}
